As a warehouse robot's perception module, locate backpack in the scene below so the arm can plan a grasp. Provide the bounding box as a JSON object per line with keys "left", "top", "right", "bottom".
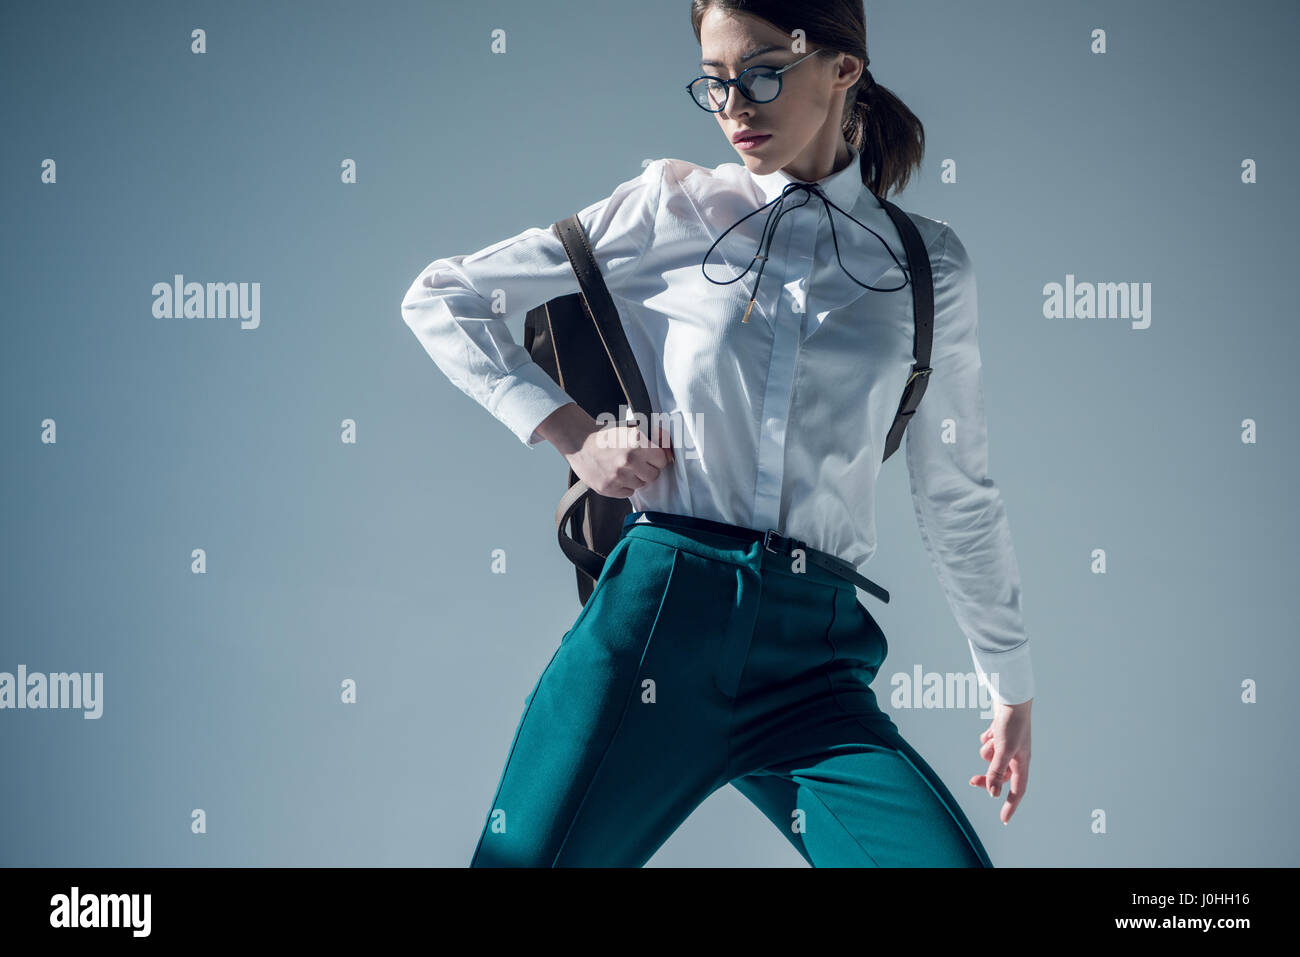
{"left": 523, "top": 199, "right": 934, "bottom": 606}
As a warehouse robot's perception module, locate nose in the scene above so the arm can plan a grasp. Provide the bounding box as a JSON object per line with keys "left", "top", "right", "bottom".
{"left": 718, "top": 82, "right": 753, "bottom": 121}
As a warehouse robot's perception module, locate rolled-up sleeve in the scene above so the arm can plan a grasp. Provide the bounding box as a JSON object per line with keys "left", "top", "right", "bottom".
{"left": 904, "top": 224, "right": 1035, "bottom": 705}
{"left": 400, "top": 159, "right": 665, "bottom": 447}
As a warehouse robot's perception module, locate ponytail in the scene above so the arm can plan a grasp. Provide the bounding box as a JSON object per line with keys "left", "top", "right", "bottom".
{"left": 843, "top": 65, "right": 925, "bottom": 200}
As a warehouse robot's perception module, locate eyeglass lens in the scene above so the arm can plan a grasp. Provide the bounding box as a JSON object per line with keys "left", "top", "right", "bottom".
{"left": 693, "top": 68, "right": 781, "bottom": 110}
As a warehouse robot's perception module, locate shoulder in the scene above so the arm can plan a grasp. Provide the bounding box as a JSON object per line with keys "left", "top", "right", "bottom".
{"left": 888, "top": 205, "right": 955, "bottom": 264}
{"left": 888, "top": 206, "right": 975, "bottom": 285}
{"left": 867, "top": 201, "right": 979, "bottom": 342}
{"left": 640, "top": 155, "right": 756, "bottom": 200}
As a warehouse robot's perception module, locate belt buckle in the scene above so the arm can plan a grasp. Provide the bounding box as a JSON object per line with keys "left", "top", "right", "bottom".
{"left": 762, "top": 529, "right": 788, "bottom": 555}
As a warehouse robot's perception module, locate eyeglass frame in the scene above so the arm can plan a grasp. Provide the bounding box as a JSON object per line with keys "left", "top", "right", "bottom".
{"left": 685, "top": 48, "right": 827, "bottom": 113}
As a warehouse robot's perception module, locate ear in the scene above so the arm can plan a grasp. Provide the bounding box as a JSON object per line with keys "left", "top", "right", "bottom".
{"left": 833, "top": 52, "right": 863, "bottom": 93}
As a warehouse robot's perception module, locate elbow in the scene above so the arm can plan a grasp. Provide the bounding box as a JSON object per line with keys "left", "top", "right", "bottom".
{"left": 399, "top": 278, "right": 426, "bottom": 330}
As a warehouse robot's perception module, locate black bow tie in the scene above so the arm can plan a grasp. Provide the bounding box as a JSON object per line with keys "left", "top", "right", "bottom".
{"left": 700, "top": 180, "right": 910, "bottom": 323}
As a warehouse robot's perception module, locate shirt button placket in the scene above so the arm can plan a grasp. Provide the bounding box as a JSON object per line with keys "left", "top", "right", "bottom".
{"left": 751, "top": 208, "right": 816, "bottom": 533}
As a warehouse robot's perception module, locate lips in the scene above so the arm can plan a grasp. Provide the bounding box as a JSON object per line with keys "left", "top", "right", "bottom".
{"left": 732, "top": 130, "right": 770, "bottom": 144}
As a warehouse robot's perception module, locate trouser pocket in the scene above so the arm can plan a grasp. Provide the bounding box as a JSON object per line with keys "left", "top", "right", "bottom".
{"left": 819, "top": 587, "right": 890, "bottom": 718}
{"left": 560, "top": 534, "right": 635, "bottom": 643}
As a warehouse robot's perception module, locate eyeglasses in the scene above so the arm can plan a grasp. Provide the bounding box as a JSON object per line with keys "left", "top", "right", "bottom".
{"left": 686, "top": 49, "right": 824, "bottom": 113}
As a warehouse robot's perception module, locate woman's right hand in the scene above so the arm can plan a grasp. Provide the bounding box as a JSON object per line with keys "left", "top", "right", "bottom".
{"left": 535, "top": 402, "right": 674, "bottom": 498}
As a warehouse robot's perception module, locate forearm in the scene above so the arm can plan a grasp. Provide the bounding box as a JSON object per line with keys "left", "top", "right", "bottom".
{"left": 534, "top": 402, "right": 599, "bottom": 457}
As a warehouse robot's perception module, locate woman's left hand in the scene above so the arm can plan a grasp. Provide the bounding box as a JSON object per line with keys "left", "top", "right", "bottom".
{"left": 969, "top": 698, "right": 1032, "bottom": 824}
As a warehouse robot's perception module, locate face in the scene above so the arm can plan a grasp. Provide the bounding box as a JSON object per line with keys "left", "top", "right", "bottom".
{"left": 696, "top": 8, "right": 861, "bottom": 178}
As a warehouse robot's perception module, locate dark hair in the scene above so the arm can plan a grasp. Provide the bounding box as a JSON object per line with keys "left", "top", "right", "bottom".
{"left": 689, "top": 0, "right": 925, "bottom": 199}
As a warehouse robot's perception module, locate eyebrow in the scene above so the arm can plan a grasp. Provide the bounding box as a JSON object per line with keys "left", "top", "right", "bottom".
{"left": 700, "top": 43, "right": 786, "bottom": 70}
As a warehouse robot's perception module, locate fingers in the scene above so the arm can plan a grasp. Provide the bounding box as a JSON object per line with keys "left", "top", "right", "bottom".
{"left": 971, "top": 727, "right": 995, "bottom": 789}
{"left": 608, "top": 459, "right": 659, "bottom": 494}
{"left": 625, "top": 422, "right": 673, "bottom": 453}
{"left": 618, "top": 425, "right": 674, "bottom": 485}
{"left": 968, "top": 768, "right": 1006, "bottom": 799}
{"left": 985, "top": 746, "right": 1010, "bottom": 798}
{"left": 648, "top": 422, "right": 676, "bottom": 464}
{"left": 626, "top": 457, "right": 662, "bottom": 486}
{"left": 1001, "top": 758, "right": 1028, "bottom": 824}
{"left": 972, "top": 744, "right": 1030, "bottom": 823}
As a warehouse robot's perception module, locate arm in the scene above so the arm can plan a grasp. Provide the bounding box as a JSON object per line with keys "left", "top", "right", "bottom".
{"left": 904, "top": 224, "right": 1035, "bottom": 707}
{"left": 399, "top": 159, "right": 666, "bottom": 448}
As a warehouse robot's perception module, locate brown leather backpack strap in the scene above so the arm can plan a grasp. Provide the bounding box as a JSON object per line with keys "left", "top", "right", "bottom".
{"left": 555, "top": 477, "right": 607, "bottom": 584}
{"left": 549, "top": 214, "right": 654, "bottom": 582}
{"left": 552, "top": 215, "right": 653, "bottom": 419}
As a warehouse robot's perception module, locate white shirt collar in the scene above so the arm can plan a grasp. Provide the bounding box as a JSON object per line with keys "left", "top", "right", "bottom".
{"left": 748, "top": 142, "right": 866, "bottom": 210}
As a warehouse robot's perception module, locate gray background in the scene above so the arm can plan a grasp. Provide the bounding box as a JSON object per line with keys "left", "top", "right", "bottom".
{"left": 2, "top": 0, "right": 1296, "bottom": 866}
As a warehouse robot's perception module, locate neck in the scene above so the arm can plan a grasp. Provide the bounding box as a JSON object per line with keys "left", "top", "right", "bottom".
{"left": 781, "top": 131, "right": 854, "bottom": 184}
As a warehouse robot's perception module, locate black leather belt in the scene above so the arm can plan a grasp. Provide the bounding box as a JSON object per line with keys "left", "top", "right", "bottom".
{"left": 623, "top": 510, "right": 889, "bottom": 604}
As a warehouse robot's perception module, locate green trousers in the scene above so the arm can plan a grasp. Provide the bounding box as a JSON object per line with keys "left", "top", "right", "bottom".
{"left": 472, "top": 518, "right": 994, "bottom": 867}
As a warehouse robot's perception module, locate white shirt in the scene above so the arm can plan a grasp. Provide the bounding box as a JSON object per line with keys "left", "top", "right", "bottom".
{"left": 401, "top": 143, "right": 1035, "bottom": 705}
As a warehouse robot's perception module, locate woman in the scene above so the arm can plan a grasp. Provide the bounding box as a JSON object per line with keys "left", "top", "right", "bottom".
{"left": 401, "top": 0, "right": 1034, "bottom": 867}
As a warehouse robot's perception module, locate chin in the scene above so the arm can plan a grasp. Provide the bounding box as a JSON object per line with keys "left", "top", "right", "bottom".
{"left": 738, "top": 151, "right": 778, "bottom": 171}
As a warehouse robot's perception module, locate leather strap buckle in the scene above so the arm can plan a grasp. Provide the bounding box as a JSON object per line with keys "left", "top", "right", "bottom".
{"left": 763, "top": 529, "right": 806, "bottom": 557}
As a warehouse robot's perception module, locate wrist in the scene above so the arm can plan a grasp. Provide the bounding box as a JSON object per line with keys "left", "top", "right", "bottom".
{"left": 535, "top": 402, "right": 598, "bottom": 457}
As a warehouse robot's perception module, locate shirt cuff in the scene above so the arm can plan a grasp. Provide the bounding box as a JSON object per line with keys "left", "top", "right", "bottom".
{"left": 488, "top": 360, "right": 578, "bottom": 447}
{"left": 968, "top": 639, "right": 1034, "bottom": 706}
